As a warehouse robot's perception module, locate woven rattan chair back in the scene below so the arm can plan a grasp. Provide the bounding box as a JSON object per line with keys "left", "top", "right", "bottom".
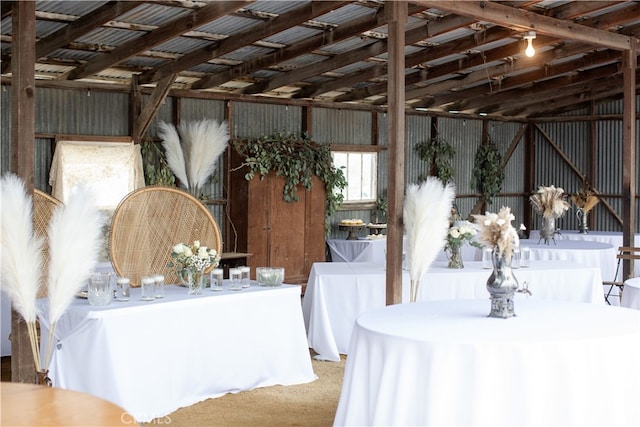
{"left": 33, "top": 190, "right": 62, "bottom": 298}
{"left": 109, "top": 186, "right": 222, "bottom": 287}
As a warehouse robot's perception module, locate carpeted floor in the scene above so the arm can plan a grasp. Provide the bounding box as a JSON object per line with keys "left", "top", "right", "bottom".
{"left": 143, "top": 353, "right": 346, "bottom": 427}
{"left": 2, "top": 353, "right": 346, "bottom": 427}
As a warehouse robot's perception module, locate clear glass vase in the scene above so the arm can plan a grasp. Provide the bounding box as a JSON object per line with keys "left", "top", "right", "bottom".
{"left": 181, "top": 269, "right": 204, "bottom": 295}
{"left": 447, "top": 245, "right": 464, "bottom": 269}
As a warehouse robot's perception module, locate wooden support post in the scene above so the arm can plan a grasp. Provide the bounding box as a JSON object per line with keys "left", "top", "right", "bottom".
{"left": 10, "top": 0, "right": 36, "bottom": 383}
{"left": 385, "top": 1, "right": 406, "bottom": 306}
{"left": 622, "top": 44, "right": 637, "bottom": 279}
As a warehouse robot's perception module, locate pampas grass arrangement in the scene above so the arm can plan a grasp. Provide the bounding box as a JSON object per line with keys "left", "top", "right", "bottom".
{"left": 529, "top": 185, "right": 570, "bottom": 219}
{"left": 473, "top": 206, "right": 519, "bottom": 260}
{"left": 404, "top": 177, "right": 455, "bottom": 302}
{"left": 0, "top": 173, "right": 105, "bottom": 383}
{"left": 159, "top": 119, "right": 229, "bottom": 198}
{"left": 1, "top": 174, "right": 45, "bottom": 373}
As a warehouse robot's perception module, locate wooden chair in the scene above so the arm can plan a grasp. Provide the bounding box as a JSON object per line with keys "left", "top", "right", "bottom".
{"left": 109, "top": 186, "right": 222, "bottom": 287}
{"left": 603, "top": 246, "right": 640, "bottom": 305}
{"left": 33, "top": 190, "right": 62, "bottom": 298}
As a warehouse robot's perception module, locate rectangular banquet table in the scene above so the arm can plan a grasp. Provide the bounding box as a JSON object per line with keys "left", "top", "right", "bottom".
{"left": 302, "top": 261, "right": 604, "bottom": 361}
{"left": 334, "top": 299, "right": 640, "bottom": 426}
{"left": 37, "top": 283, "right": 316, "bottom": 423}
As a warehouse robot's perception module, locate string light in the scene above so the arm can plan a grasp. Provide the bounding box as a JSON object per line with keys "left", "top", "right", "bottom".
{"left": 524, "top": 31, "right": 536, "bottom": 57}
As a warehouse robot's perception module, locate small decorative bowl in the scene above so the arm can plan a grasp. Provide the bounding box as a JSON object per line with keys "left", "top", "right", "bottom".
{"left": 256, "top": 267, "right": 285, "bottom": 287}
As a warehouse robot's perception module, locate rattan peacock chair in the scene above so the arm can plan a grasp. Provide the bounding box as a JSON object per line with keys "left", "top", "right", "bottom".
{"left": 109, "top": 186, "right": 222, "bottom": 287}
{"left": 33, "top": 189, "right": 62, "bottom": 298}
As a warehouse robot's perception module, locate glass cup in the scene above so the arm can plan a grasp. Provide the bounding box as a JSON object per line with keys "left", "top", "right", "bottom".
{"left": 115, "top": 277, "right": 130, "bottom": 302}
{"left": 512, "top": 248, "right": 521, "bottom": 269}
{"left": 482, "top": 247, "right": 493, "bottom": 269}
{"left": 520, "top": 247, "right": 531, "bottom": 268}
{"left": 153, "top": 274, "right": 165, "bottom": 299}
{"left": 140, "top": 276, "right": 156, "bottom": 301}
{"left": 229, "top": 268, "right": 242, "bottom": 291}
{"left": 210, "top": 268, "right": 224, "bottom": 291}
{"left": 88, "top": 272, "right": 113, "bottom": 306}
{"left": 240, "top": 266, "right": 251, "bottom": 288}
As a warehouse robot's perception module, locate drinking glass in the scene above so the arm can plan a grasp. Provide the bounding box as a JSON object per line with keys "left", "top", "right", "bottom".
{"left": 240, "top": 266, "right": 251, "bottom": 288}
{"left": 153, "top": 274, "right": 165, "bottom": 298}
{"left": 140, "top": 276, "right": 156, "bottom": 301}
{"left": 115, "top": 277, "right": 130, "bottom": 302}
{"left": 520, "top": 247, "right": 531, "bottom": 268}
{"left": 210, "top": 268, "right": 224, "bottom": 291}
{"left": 229, "top": 268, "right": 242, "bottom": 291}
{"left": 512, "top": 248, "right": 521, "bottom": 269}
{"left": 88, "top": 272, "right": 113, "bottom": 306}
{"left": 482, "top": 247, "right": 493, "bottom": 269}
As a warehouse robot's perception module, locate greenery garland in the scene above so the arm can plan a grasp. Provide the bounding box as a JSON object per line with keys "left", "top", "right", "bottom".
{"left": 141, "top": 137, "right": 176, "bottom": 186}
{"left": 232, "top": 132, "right": 347, "bottom": 217}
{"left": 472, "top": 138, "right": 504, "bottom": 205}
{"left": 415, "top": 136, "right": 456, "bottom": 184}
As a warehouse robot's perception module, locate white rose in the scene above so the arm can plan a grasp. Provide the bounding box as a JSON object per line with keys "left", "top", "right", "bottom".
{"left": 184, "top": 247, "right": 193, "bottom": 257}
{"left": 173, "top": 243, "right": 185, "bottom": 254}
{"left": 450, "top": 229, "right": 460, "bottom": 238}
{"left": 198, "top": 247, "right": 209, "bottom": 259}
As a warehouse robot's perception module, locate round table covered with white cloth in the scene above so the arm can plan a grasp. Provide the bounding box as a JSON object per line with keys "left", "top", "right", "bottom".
{"left": 334, "top": 299, "right": 640, "bottom": 427}
{"left": 622, "top": 277, "right": 640, "bottom": 310}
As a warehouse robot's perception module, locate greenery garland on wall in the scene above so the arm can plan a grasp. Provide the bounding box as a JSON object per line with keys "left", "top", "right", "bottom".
{"left": 232, "top": 132, "right": 347, "bottom": 217}
{"left": 415, "top": 136, "right": 456, "bottom": 184}
{"left": 472, "top": 137, "right": 504, "bottom": 205}
{"left": 141, "top": 137, "right": 176, "bottom": 187}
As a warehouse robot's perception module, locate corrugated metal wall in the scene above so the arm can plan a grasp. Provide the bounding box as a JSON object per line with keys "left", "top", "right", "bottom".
{"left": 2, "top": 86, "right": 638, "bottom": 248}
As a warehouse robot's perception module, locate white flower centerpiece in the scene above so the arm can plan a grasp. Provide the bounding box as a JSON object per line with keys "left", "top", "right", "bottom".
{"left": 529, "top": 185, "right": 570, "bottom": 244}
{"left": 169, "top": 240, "right": 220, "bottom": 295}
{"left": 444, "top": 222, "right": 481, "bottom": 269}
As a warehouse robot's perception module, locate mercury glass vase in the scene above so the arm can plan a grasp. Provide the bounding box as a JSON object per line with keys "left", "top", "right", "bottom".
{"left": 486, "top": 248, "right": 519, "bottom": 318}
{"left": 576, "top": 208, "right": 589, "bottom": 234}
{"left": 447, "top": 245, "right": 464, "bottom": 269}
{"left": 539, "top": 216, "right": 556, "bottom": 244}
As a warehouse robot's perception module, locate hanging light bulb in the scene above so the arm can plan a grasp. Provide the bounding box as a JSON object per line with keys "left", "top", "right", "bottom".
{"left": 524, "top": 31, "right": 536, "bottom": 57}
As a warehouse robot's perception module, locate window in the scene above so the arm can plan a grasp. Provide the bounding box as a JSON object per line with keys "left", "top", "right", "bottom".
{"left": 332, "top": 151, "right": 377, "bottom": 203}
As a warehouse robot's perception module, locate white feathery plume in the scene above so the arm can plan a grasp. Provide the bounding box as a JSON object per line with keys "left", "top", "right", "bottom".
{"left": 179, "top": 119, "right": 229, "bottom": 193}
{"left": 404, "top": 177, "right": 455, "bottom": 302}
{"left": 0, "top": 173, "right": 45, "bottom": 371}
{"left": 159, "top": 121, "right": 189, "bottom": 188}
{"left": 44, "top": 185, "right": 105, "bottom": 369}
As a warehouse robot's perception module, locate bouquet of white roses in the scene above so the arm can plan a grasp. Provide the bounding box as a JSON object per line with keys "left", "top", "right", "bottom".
{"left": 169, "top": 240, "right": 220, "bottom": 275}
{"left": 444, "top": 222, "right": 481, "bottom": 251}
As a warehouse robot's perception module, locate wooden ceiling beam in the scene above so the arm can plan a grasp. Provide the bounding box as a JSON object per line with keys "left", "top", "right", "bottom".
{"left": 415, "top": 1, "right": 634, "bottom": 50}
{"left": 431, "top": 49, "right": 626, "bottom": 111}
{"left": 191, "top": 2, "right": 392, "bottom": 90}
{"left": 137, "top": 1, "right": 350, "bottom": 85}
{"left": 67, "top": 1, "right": 253, "bottom": 81}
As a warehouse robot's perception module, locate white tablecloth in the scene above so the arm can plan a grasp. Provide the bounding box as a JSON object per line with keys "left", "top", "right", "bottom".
{"left": 622, "top": 277, "right": 640, "bottom": 310}
{"left": 302, "top": 261, "right": 604, "bottom": 361}
{"left": 38, "top": 283, "right": 316, "bottom": 422}
{"left": 334, "top": 299, "right": 640, "bottom": 426}
{"left": 520, "top": 239, "right": 617, "bottom": 282}
{"left": 326, "top": 238, "right": 477, "bottom": 264}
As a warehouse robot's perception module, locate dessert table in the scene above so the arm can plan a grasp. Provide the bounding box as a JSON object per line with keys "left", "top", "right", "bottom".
{"left": 1, "top": 382, "right": 131, "bottom": 426}
{"left": 302, "top": 260, "right": 604, "bottom": 361}
{"left": 622, "top": 277, "right": 640, "bottom": 310}
{"left": 334, "top": 299, "right": 640, "bottom": 426}
{"left": 37, "top": 283, "right": 316, "bottom": 423}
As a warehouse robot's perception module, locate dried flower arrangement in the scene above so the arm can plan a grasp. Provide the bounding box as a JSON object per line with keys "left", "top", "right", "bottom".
{"left": 472, "top": 206, "right": 519, "bottom": 260}
{"left": 571, "top": 185, "right": 599, "bottom": 213}
{"left": 529, "top": 185, "right": 570, "bottom": 219}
